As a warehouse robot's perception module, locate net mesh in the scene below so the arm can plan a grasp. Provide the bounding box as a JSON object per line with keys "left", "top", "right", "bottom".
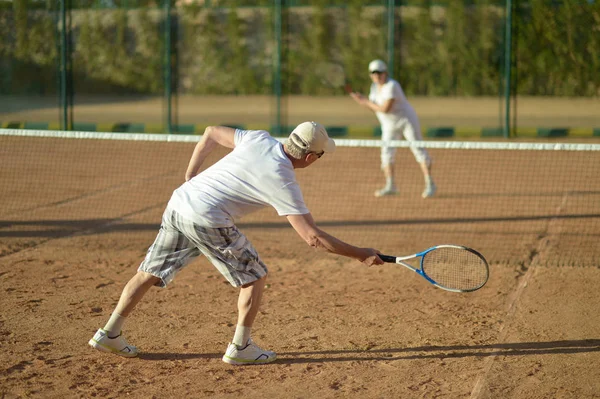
{"left": 2, "top": 129, "right": 600, "bottom": 269}
{"left": 421, "top": 246, "right": 489, "bottom": 291}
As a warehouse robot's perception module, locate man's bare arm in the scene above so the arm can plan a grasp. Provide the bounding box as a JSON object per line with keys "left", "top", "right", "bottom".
{"left": 185, "top": 126, "right": 236, "bottom": 181}
{"left": 287, "top": 213, "right": 383, "bottom": 266}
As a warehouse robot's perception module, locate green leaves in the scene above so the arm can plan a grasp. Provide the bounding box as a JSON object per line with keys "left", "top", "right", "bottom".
{"left": 2, "top": 2, "right": 599, "bottom": 97}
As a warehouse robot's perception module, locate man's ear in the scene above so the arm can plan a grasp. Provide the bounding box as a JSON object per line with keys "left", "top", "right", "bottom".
{"left": 305, "top": 152, "right": 319, "bottom": 163}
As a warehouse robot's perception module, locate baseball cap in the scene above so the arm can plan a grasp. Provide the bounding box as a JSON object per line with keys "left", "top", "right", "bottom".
{"left": 288, "top": 121, "right": 336, "bottom": 154}
{"left": 368, "top": 59, "right": 387, "bottom": 73}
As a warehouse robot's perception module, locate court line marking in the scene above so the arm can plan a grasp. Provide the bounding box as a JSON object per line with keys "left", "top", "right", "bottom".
{"left": 469, "top": 193, "right": 569, "bottom": 398}
{"left": 469, "top": 262, "right": 538, "bottom": 398}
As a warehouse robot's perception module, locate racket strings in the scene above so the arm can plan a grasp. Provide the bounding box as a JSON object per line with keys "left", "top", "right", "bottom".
{"left": 422, "top": 247, "right": 489, "bottom": 291}
{"left": 315, "top": 63, "right": 346, "bottom": 88}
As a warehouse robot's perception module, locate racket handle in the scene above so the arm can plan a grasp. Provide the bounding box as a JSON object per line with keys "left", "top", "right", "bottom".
{"left": 378, "top": 254, "right": 396, "bottom": 263}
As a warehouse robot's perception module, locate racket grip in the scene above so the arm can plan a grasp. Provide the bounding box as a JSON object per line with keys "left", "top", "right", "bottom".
{"left": 378, "top": 254, "right": 397, "bottom": 263}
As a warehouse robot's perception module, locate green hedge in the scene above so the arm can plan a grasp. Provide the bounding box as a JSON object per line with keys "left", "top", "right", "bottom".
{"left": 1, "top": 1, "right": 599, "bottom": 96}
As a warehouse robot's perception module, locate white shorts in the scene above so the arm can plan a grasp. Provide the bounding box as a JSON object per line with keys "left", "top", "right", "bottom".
{"left": 380, "top": 108, "right": 430, "bottom": 167}
{"left": 138, "top": 207, "right": 268, "bottom": 288}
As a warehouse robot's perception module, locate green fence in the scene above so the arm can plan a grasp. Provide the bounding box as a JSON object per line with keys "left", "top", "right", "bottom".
{"left": 1, "top": 0, "right": 599, "bottom": 137}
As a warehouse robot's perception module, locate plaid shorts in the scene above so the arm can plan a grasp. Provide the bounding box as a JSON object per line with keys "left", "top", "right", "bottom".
{"left": 138, "top": 207, "right": 268, "bottom": 288}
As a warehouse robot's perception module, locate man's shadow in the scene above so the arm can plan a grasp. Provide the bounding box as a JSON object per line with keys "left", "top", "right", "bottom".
{"left": 138, "top": 339, "right": 600, "bottom": 363}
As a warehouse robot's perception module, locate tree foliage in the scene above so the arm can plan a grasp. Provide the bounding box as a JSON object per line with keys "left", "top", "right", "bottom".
{"left": 1, "top": 1, "right": 598, "bottom": 96}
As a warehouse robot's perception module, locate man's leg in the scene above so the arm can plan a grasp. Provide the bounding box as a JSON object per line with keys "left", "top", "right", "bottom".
{"left": 113, "top": 271, "right": 161, "bottom": 318}
{"left": 223, "top": 275, "right": 276, "bottom": 365}
{"left": 89, "top": 271, "right": 160, "bottom": 357}
{"left": 232, "top": 276, "right": 267, "bottom": 347}
{"left": 192, "top": 224, "right": 274, "bottom": 365}
{"left": 103, "top": 271, "right": 160, "bottom": 336}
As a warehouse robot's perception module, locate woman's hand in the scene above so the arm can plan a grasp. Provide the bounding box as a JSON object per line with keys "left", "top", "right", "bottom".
{"left": 350, "top": 92, "right": 369, "bottom": 106}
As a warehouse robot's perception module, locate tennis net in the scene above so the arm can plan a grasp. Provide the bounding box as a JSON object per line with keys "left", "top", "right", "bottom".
{"left": 2, "top": 128, "right": 599, "bottom": 268}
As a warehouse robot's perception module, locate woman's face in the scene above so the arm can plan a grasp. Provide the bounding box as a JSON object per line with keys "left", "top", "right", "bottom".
{"left": 370, "top": 70, "right": 387, "bottom": 85}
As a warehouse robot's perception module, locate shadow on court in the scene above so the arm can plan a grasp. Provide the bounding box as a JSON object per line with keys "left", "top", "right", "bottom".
{"left": 441, "top": 190, "right": 600, "bottom": 199}
{"left": 136, "top": 339, "right": 600, "bottom": 363}
{"left": 2, "top": 213, "right": 600, "bottom": 238}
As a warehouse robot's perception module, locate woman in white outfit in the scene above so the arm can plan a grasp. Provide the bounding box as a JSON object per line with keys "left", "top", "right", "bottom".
{"left": 350, "top": 59, "right": 436, "bottom": 198}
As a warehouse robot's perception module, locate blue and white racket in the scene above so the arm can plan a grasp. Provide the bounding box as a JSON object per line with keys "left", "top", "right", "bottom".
{"left": 379, "top": 245, "right": 489, "bottom": 293}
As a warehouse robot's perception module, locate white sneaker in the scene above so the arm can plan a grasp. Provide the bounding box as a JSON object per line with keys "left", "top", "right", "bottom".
{"left": 374, "top": 186, "right": 399, "bottom": 197}
{"left": 422, "top": 181, "right": 437, "bottom": 198}
{"left": 222, "top": 339, "right": 276, "bottom": 365}
{"left": 88, "top": 328, "right": 138, "bottom": 358}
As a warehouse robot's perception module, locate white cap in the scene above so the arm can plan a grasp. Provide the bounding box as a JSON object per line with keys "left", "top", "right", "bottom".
{"left": 289, "top": 121, "right": 336, "bottom": 154}
{"left": 368, "top": 59, "right": 387, "bottom": 73}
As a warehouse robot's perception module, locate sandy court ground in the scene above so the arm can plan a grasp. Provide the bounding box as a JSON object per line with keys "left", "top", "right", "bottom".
{"left": 1, "top": 136, "right": 600, "bottom": 398}
{"left": 2, "top": 95, "right": 600, "bottom": 130}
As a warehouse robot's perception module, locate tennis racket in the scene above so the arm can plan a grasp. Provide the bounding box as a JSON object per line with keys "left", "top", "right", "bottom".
{"left": 379, "top": 245, "right": 489, "bottom": 293}
{"left": 315, "top": 62, "right": 353, "bottom": 94}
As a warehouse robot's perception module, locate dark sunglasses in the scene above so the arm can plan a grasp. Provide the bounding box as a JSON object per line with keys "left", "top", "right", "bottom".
{"left": 370, "top": 70, "right": 385, "bottom": 75}
{"left": 313, "top": 151, "right": 324, "bottom": 158}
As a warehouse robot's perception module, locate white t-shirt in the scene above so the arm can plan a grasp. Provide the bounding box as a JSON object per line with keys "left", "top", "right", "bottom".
{"left": 368, "top": 78, "right": 413, "bottom": 127}
{"left": 168, "top": 129, "right": 309, "bottom": 227}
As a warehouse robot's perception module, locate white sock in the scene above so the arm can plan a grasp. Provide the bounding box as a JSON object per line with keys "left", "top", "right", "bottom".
{"left": 425, "top": 175, "right": 433, "bottom": 185}
{"left": 385, "top": 177, "right": 394, "bottom": 188}
{"left": 103, "top": 312, "right": 126, "bottom": 338}
{"left": 233, "top": 325, "right": 251, "bottom": 347}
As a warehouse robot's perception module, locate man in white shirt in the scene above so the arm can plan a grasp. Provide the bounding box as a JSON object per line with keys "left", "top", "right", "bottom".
{"left": 88, "top": 121, "right": 384, "bottom": 365}
{"left": 350, "top": 59, "right": 436, "bottom": 198}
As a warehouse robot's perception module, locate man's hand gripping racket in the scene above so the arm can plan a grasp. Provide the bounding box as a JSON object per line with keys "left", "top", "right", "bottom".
{"left": 378, "top": 245, "right": 489, "bottom": 293}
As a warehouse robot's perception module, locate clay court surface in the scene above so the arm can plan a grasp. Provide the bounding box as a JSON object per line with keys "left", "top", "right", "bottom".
{"left": 1, "top": 116, "right": 600, "bottom": 397}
